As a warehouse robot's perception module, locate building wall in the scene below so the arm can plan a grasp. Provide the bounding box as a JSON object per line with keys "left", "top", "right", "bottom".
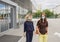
{"left": 0, "top": 0, "right": 32, "bottom": 34}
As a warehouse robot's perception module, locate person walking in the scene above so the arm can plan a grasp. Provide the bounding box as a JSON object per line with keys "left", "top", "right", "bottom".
{"left": 24, "top": 14, "right": 34, "bottom": 42}
{"left": 36, "top": 12, "right": 48, "bottom": 42}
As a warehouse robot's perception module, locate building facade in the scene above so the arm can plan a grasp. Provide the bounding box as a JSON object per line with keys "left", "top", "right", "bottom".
{"left": 0, "top": 0, "right": 32, "bottom": 36}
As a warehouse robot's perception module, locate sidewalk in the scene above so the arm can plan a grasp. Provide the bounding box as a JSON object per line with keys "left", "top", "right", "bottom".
{"left": 0, "top": 24, "right": 24, "bottom": 42}
{"left": 1, "top": 24, "right": 24, "bottom": 36}
{"left": 18, "top": 34, "right": 39, "bottom": 42}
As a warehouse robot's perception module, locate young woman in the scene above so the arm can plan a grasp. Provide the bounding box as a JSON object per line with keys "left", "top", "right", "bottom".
{"left": 36, "top": 12, "right": 48, "bottom": 42}
{"left": 24, "top": 14, "right": 34, "bottom": 42}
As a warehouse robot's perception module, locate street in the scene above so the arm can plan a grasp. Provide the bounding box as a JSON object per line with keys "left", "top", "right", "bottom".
{"left": 18, "top": 19, "right": 60, "bottom": 42}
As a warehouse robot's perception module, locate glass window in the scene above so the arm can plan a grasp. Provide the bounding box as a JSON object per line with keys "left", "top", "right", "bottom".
{"left": 0, "top": 3, "right": 11, "bottom": 32}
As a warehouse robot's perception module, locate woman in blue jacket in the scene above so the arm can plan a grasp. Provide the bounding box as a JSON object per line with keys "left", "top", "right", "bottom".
{"left": 24, "top": 14, "right": 34, "bottom": 42}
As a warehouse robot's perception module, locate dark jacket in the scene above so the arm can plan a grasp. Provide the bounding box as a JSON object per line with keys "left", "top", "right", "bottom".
{"left": 24, "top": 21, "right": 34, "bottom": 32}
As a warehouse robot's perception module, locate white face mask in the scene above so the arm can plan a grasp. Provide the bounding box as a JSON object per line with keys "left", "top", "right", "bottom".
{"left": 28, "top": 17, "right": 32, "bottom": 21}
{"left": 42, "top": 16, "right": 45, "bottom": 19}
{"left": 28, "top": 17, "right": 31, "bottom": 19}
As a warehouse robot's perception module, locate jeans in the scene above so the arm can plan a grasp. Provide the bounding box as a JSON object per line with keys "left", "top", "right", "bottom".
{"left": 26, "top": 32, "right": 33, "bottom": 42}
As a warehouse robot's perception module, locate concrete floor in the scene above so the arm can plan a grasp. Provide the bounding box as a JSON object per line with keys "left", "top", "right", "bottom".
{"left": 0, "top": 35, "right": 21, "bottom": 42}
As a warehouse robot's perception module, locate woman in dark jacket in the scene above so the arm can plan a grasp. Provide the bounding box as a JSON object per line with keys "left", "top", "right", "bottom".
{"left": 24, "top": 14, "right": 34, "bottom": 42}
{"left": 36, "top": 12, "right": 48, "bottom": 42}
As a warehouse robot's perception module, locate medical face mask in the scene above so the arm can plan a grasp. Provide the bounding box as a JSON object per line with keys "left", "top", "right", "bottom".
{"left": 28, "top": 17, "right": 32, "bottom": 21}
{"left": 42, "top": 16, "right": 45, "bottom": 19}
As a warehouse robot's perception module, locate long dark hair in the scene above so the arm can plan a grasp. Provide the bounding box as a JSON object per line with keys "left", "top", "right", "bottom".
{"left": 40, "top": 13, "right": 47, "bottom": 23}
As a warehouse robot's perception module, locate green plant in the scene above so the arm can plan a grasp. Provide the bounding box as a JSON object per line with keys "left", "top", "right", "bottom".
{"left": 33, "top": 10, "right": 42, "bottom": 18}
{"left": 43, "top": 9, "right": 54, "bottom": 18}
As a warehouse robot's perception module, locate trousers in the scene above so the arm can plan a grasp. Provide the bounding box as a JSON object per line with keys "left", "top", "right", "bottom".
{"left": 26, "top": 32, "right": 33, "bottom": 42}
{"left": 38, "top": 34, "right": 48, "bottom": 42}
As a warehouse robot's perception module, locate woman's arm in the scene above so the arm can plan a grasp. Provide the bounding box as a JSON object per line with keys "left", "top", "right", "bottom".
{"left": 24, "top": 22, "right": 26, "bottom": 32}
{"left": 23, "top": 22, "right": 26, "bottom": 36}
{"left": 36, "top": 20, "right": 40, "bottom": 34}
{"left": 46, "top": 27, "right": 48, "bottom": 34}
{"left": 46, "top": 21, "right": 48, "bottom": 34}
{"left": 32, "top": 22, "right": 34, "bottom": 31}
{"left": 35, "top": 26, "right": 40, "bottom": 34}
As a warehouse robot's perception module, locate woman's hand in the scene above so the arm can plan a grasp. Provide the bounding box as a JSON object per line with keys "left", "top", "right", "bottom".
{"left": 46, "top": 32, "right": 48, "bottom": 34}
{"left": 35, "top": 26, "right": 40, "bottom": 34}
